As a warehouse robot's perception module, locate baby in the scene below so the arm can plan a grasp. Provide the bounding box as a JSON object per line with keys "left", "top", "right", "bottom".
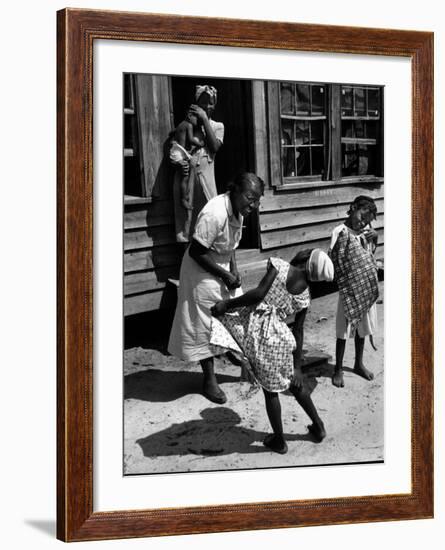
{"left": 169, "top": 109, "right": 205, "bottom": 210}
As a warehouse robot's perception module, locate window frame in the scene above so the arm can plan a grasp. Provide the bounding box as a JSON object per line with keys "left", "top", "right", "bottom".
{"left": 268, "top": 81, "right": 384, "bottom": 188}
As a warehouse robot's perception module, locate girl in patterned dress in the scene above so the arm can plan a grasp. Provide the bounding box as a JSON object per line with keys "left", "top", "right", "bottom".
{"left": 329, "top": 195, "right": 379, "bottom": 388}
{"left": 211, "top": 249, "right": 334, "bottom": 454}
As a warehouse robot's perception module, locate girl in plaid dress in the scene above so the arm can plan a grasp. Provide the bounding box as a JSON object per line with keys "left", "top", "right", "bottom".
{"left": 211, "top": 249, "right": 334, "bottom": 454}
{"left": 329, "top": 196, "right": 379, "bottom": 388}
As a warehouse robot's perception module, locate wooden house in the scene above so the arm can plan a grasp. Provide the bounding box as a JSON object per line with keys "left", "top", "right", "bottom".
{"left": 124, "top": 75, "right": 384, "bottom": 317}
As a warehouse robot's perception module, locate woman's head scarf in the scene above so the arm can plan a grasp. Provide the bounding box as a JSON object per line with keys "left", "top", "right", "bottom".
{"left": 195, "top": 84, "right": 218, "bottom": 103}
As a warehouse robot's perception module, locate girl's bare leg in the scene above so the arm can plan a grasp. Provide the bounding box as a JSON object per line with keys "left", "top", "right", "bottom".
{"left": 200, "top": 357, "right": 227, "bottom": 404}
{"left": 353, "top": 334, "right": 374, "bottom": 380}
{"left": 262, "top": 389, "right": 288, "bottom": 454}
{"left": 290, "top": 385, "right": 326, "bottom": 442}
{"left": 332, "top": 338, "right": 346, "bottom": 387}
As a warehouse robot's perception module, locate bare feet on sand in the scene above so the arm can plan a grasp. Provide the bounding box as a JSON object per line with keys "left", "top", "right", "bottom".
{"left": 307, "top": 423, "right": 326, "bottom": 443}
{"left": 263, "top": 434, "right": 288, "bottom": 454}
{"left": 332, "top": 369, "right": 345, "bottom": 388}
{"left": 353, "top": 362, "right": 374, "bottom": 381}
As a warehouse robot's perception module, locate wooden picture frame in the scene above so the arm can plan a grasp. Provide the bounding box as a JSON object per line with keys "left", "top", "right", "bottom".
{"left": 57, "top": 8, "right": 434, "bottom": 542}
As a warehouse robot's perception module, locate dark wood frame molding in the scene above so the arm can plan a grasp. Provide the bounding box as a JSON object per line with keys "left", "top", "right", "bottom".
{"left": 57, "top": 8, "right": 434, "bottom": 542}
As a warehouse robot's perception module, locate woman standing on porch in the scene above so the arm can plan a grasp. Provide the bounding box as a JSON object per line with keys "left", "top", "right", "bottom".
{"left": 172, "top": 84, "right": 225, "bottom": 243}
{"left": 168, "top": 173, "right": 264, "bottom": 404}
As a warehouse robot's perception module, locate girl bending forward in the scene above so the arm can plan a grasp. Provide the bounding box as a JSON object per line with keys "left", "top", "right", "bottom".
{"left": 211, "top": 249, "right": 334, "bottom": 454}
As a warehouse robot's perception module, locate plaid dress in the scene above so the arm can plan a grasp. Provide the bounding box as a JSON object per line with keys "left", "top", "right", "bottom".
{"left": 210, "top": 257, "right": 310, "bottom": 392}
{"left": 330, "top": 224, "right": 379, "bottom": 337}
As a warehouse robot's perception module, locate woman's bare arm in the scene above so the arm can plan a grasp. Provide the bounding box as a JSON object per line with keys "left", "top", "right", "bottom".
{"left": 188, "top": 239, "right": 239, "bottom": 289}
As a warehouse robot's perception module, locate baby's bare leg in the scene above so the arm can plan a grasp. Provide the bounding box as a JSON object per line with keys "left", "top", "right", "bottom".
{"left": 332, "top": 338, "right": 346, "bottom": 388}
{"left": 353, "top": 334, "right": 374, "bottom": 380}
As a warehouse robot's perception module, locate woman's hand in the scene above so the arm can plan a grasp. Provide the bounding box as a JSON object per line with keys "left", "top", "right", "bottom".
{"left": 188, "top": 104, "right": 208, "bottom": 123}
{"left": 211, "top": 301, "right": 227, "bottom": 317}
{"left": 222, "top": 271, "right": 242, "bottom": 290}
{"left": 230, "top": 268, "right": 242, "bottom": 289}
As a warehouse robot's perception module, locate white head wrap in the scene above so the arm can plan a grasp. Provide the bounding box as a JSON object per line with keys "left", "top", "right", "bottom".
{"left": 195, "top": 85, "right": 218, "bottom": 103}
{"left": 306, "top": 249, "right": 334, "bottom": 282}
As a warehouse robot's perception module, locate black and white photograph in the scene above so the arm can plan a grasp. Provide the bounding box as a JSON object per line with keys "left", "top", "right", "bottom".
{"left": 123, "top": 74, "right": 384, "bottom": 475}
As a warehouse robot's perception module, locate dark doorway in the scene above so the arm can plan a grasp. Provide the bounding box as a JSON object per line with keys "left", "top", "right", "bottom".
{"left": 171, "top": 76, "right": 259, "bottom": 248}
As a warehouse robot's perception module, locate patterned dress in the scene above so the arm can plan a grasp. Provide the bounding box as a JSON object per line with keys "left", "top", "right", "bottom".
{"left": 210, "top": 257, "right": 310, "bottom": 392}
{"left": 330, "top": 224, "right": 378, "bottom": 338}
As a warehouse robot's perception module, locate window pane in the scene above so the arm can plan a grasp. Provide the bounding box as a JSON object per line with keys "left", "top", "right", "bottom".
{"left": 280, "top": 83, "right": 295, "bottom": 115}
{"left": 354, "top": 120, "right": 365, "bottom": 138}
{"left": 342, "top": 144, "right": 376, "bottom": 176}
{"left": 365, "top": 121, "right": 378, "bottom": 139}
{"left": 354, "top": 87, "right": 366, "bottom": 116}
{"left": 296, "top": 147, "right": 310, "bottom": 176}
{"left": 282, "top": 147, "right": 296, "bottom": 177}
{"left": 311, "top": 147, "right": 324, "bottom": 175}
{"left": 296, "top": 84, "right": 310, "bottom": 115}
{"left": 295, "top": 120, "right": 310, "bottom": 145}
{"left": 311, "top": 85, "right": 325, "bottom": 115}
{"left": 367, "top": 88, "right": 380, "bottom": 116}
{"left": 341, "top": 120, "right": 354, "bottom": 138}
{"left": 281, "top": 119, "right": 294, "bottom": 145}
{"left": 341, "top": 87, "right": 353, "bottom": 116}
{"left": 311, "top": 120, "right": 324, "bottom": 144}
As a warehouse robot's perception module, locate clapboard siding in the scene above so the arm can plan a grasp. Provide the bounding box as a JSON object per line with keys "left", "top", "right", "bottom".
{"left": 260, "top": 183, "right": 383, "bottom": 212}
{"left": 260, "top": 198, "right": 384, "bottom": 231}
{"left": 124, "top": 244, "right": 180, "bottom": 273}
{"left": 261, "top": 215, "right": 384, "bottom": 250}
{"left": 125, "top": 225, "right": 176, "bottom": 251}
{"left": 125, "top": 288, "right": 176, "bottom": 316}
{"left": 124, "top": 200, "right": 174, "bottom": 229}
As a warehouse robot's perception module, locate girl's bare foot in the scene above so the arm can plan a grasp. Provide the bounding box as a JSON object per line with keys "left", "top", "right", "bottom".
{"left": 263, "top": 434, "right": 288, "bottom": 454}
{"left": 307, "top": 423, "right": 326, "bottom": 443}
{"left": 353, "top": 362, "right": 374, "bottom": 381}
{"left": 332, "top": 369, "right": 344, "bottom": 388}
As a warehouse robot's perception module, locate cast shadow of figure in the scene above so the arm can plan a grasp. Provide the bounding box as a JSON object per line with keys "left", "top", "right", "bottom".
{"left": 124, "top": 368, "right": 240, "bottom": 403}
{"left": 136, "top": 407, "right": 316, "bottom": 459}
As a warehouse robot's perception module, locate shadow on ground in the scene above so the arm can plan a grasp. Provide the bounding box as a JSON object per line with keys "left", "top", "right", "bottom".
{"left": 125, "top": 368, "right": 241, "bottom": 402}
{"left": 136, "top": 407, "right": 318, "bottom": 458}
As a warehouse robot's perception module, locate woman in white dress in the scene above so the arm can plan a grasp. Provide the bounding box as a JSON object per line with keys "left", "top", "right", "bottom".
{"left": 168, "top": 173, "right": 264, "bottom": 404}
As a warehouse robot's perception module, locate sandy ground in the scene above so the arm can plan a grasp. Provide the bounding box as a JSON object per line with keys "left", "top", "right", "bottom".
{"left": 124, "top": 283, "right": 384, "bottom": 475}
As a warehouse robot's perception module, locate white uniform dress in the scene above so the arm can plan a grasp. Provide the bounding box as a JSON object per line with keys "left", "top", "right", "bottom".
{"left": 168, "top": 192, "right": 243, "bottom": 362}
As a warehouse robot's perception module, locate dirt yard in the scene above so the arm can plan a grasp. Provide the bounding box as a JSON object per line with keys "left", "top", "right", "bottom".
{"left": 124, "top": 283, "right": 384, "bottom": 475}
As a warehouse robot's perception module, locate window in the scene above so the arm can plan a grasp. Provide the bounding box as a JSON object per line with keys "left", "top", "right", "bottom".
{"left": 269, "top": 81, "right": 383, "bottom": 186}
{"left": 279, "top": 83, "right": 327, "bottom": 180}
{"left": 341, "top": 86, "right": 382, "bottom": 177}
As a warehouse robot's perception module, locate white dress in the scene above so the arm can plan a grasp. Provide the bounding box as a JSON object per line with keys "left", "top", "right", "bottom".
{"left": 168, "top": 193, "right": 243, "bottom": 362}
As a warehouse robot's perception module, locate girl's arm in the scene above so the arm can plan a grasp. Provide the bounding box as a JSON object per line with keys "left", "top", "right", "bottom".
{"left": 188, "top": 239, "right": 240, "bottom": 290}
{"left": 211, "top": 263, "right": 278, "bottom": 315}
